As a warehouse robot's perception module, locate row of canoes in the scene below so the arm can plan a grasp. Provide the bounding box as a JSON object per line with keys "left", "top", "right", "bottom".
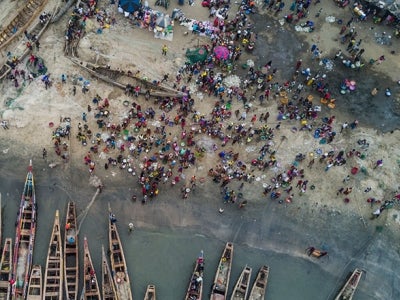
{"left": 184, "top": 242, "right": 270, "bottom": 300}
{"left": 0, "top": 162, "right": 152, "bottom": 300}
{"left": 184, "top": 244, "right": 365, "bottom": 300}
{"left": 0, "top": 162, "right": 364, "bottom": 300}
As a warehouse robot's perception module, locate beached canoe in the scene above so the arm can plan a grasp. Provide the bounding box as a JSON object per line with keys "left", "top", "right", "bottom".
{"left": 83, "top": 237, "right": 101, "bottom": 300}
{"left": 0, "top": 4, "right": 55, "bottom": 81}
{"left": 210, "top": 242, "right": 234, "bottom": 300}
{"left": 0, "top": 238, "right": 13, "bottom": 300}
{"left": 0, "top": 0, "right": 50, "bottom": 50}
{"left": 334, "top": 268, "right": 363, "bottom": 300}
{"left": 43, "top": 210, "right": 63, "bottom": 300}
{"left": 102, "top": 245, "right": 117, "bottom": 300}
{"left": 64, "top": 201, "right": 79, "bottom": 300}
{"left": 26, "top": 265, "right": 42, "bottom": 300}
{"left": 248, "top": 265, "right": 270, "bottom": 300}
{"left": 184, "top": 250, "right": 204, "bottom": 300}
{"left": 230, "top": 265, "right": 252, "bottom": 300}
{"left": 143, "top": 284, "right": 156, "bottom": 300}
{"left": 68, "top": 57, "right": 185, "bottom": 98}
{"left": 11, "top": 160, "right": 37, "bottom": 300}
{"left": 108, "top": 207, "right": 133, "bottom": 300}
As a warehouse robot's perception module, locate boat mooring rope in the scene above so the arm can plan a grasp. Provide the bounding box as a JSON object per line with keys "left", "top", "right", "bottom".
{"left": 77, "top": 188, "right": 100, "bottom": 234}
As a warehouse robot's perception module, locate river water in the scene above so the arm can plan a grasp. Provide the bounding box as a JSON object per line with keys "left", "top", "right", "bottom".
{"left": 1, "top": 147, "right": 399, "bottom": 300}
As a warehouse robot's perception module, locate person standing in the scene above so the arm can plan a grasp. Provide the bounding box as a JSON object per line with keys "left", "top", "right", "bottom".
{"left": 295, "top": 59, "right": 302, "bottom": 71}
{"left": 161, "top": 44, "right": 168, "bottom": 56}
{"left": 42, "top": 148, "right": 47, "bottom": 159}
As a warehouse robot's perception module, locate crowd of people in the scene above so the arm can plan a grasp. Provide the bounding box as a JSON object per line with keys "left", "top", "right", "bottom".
{"left": 2, "top": 0, "right": 399, "bottom": 219}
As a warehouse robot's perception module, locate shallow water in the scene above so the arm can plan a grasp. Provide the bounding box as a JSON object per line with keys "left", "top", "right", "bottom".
{"left": 1, "top": 153, "right": 399, "bottom": 299}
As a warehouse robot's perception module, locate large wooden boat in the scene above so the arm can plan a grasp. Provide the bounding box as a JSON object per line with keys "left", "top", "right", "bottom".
{"left": 143, "top": 285, "right": 156, "bottom": 300}
{"left": 231, "top": 265, "right": 252, "bottom": 300}
{"left": 102, "top": 246, "right": 117, "bottom": 300}
{"left": 26, "top": 265, "right": 42, "bottom": 300}
{"left": 0, "top": 3, "right": 56, "bottom": 81}
{"left": 334, "top": 268, "right": 363, "bottom": 300}
{"left": 64, "top": 201, "right": 79, "bottom": 300}
{"left": 184, "top": 250, "right": 204, "bottom": 300}
{"left": 69, "top": 57, "right": 185, "bottom": 98}
{"left": 11, "top": 160, "right": 37, "bottom": 300}
{"left": 0, "top": 0, "right": 50, "bottom": 50}
{"left": 210, "top": 242, "right": 234, "bottom": 300}
{"left": 83, "top": 237, "right": 101, "bottom": 300}
{"left": 248, "top": 265, "right": 270, "bottom": 300}
{"left": 0, "top": 238, "right": 12, "bottom": 300}
{"left": 108, "top": 207, "right": 133, "bottom": 300}
{"left": 43, "top": 210, "right": 63, "bottom": 300}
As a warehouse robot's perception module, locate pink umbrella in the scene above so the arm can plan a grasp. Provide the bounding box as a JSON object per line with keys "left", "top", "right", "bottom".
{"left": 214, "top": 45, "right": 230, "bottom": 60}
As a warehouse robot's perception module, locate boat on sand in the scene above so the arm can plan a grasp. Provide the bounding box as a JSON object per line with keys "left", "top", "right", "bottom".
{"left": 43, "top": 210, "right": 63, "bottom": 300}
{"left": 210, "top": 242, "right": 234, "bottom": 300}
{"left": 108, "top": 206, "right": 133, "bottom": 300}
{"left": 0, "top": 0, "right": 50, "bottom": 50}
{"left": 64, "top": 201, "right": 79, "bottom": 300}
{"left": 334, "top": 268, "right": 363, "bottom": 300}
{"left": 0, "top": 238, "right": 13, "bottom": 300}
{"left": 230, "top": 265, "right": 252, "bottom": 300}
{"left": 248, "top": 265, "right": 270, "bottom": 300}
{"left": 143, "top": 284, "right": 156, "bottom": 300}
{"left": 26, "top": 265, "right": 42, "bottom": 300}
{"left": 11, "top": 160, "right": 37, "bottom": 300}
{"left": 83, "top": 237, "right": 101, "bottom": 300}
{"left": 102, "top": 245, "right": 117, "bottom": 300}
{"left": 184, "top": 250, "right": 204, "bottom": 300}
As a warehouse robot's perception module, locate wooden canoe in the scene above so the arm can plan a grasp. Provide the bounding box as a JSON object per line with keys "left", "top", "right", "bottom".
{"left": 11, "top": 160, "right": 37, "bottom": 300}
{"left": 143, "top": 285, "right": 156, "bottom": 300}
{"left": 43, "top": 210, "right": 63, "bottom": 300}
{"left": 210, "top": 242, "right": 234, "bottom": 300}
{"left": 0, "top": 0, "right": 50, "bottom": 50}
{"left": 102, "top": 246, "right": 117, "bottom": 300}
{"left": 68, "top": 57, "right": 185, "bottom": 98}
{"left": 0, "top": 238, "right": 12, "bottom": 300}
{"left": 248, "top": 265, "right": 269, "bottom": 300}
{"left": 0, "top": 4, "right": 55, "bottom": 81}
{"left": 334, "top": 268, "right": 363, "bottom": 300}
{"left": 64, "top": 201, "right": 79, "bottom": 300}
{"left": 83, "top": 237, "right": 101, "bottom": 300}
{"left": 108, "top": 207, "right": 133, "bottom": 300}
{"left": 184, "top": 250, "right": 204, "bottom": 300}
{"left": 26, "top": 265, "right": 42, "bottom": 300}
{"left": 230, "top": 265, "right": 252, "bottom": 300}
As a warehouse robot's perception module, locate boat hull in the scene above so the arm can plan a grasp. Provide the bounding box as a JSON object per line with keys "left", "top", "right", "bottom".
{"left": 11, "top": 162, "right": 37, "bottom": 300}
{"left": 26, "top": 265, "right": 41, "bottom": 300}
{"left": 64, "top": 201, "right": 79, "bottom": 300}
{"left": 248, "top": 265, "right": 270, "bottom": 300}
{"left": 43, "top": 210, "right": 63, "bottom": 300}
{"left": 210, "top": 242, "right": 234, "bottom": 300}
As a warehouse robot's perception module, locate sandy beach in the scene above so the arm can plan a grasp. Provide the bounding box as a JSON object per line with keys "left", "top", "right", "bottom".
{"left": 1, "top": 0, "right": 400, "bottom": 299}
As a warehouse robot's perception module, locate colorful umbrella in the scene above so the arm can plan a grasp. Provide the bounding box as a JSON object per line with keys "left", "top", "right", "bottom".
{"left": 214, "top": 45, "right": 229, "bottom": 60}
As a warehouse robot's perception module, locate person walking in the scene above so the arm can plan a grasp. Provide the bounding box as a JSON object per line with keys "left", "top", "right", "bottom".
{"left": 42, "top": 148, "right": 47, "bottom": 159}
{"left": 161, "top": 44, "right": 168, "bottom": 56}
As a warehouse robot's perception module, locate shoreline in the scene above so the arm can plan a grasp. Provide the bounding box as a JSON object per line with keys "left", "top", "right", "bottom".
{"left": 1, "top": 0, "right": 400, "bottom": 298}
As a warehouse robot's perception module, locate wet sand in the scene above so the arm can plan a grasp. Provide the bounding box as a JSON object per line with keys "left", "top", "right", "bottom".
{"left": 1, "top": 0, "right": 400, "bottom": 299}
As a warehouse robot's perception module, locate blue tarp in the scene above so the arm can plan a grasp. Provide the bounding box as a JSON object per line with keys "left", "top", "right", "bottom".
{"left": 119, "top": 0, "right": 141, "bottom": 13}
